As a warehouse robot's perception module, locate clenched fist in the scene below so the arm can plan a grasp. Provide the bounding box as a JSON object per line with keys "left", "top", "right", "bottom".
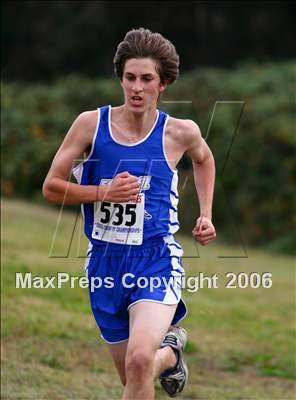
{"left": 192, "top": 216, "right": 216, "bottom": 246}
{"left": 100, "top": 171, "right": 140, "bottom": 202}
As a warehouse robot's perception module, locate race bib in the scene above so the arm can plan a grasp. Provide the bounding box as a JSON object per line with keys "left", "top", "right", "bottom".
{"left": 92, "top": 193, "right": 145, "bottom": 245}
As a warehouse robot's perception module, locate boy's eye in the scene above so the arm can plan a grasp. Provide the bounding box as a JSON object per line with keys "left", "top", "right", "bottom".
{"left": 125, "top": 76, "right": 153, "bottom": 81}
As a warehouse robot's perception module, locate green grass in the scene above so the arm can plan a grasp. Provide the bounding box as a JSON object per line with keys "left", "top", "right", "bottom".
{"left": 1, "top": 199, "right": 296, "bottom": 399}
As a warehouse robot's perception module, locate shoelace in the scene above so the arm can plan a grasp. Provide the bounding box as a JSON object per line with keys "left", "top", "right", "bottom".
{"left": 163, "top": 334, "right": 178, "bottom": 347}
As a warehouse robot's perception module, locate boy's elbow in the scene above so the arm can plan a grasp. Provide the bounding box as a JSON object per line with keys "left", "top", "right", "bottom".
{"left": 42, "top": 180, "right": 58, "bottom": 203}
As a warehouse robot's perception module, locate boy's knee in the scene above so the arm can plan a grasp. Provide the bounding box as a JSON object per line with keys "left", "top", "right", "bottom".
{"left": 125, "top": 348, "right": 154, "bottom": 380}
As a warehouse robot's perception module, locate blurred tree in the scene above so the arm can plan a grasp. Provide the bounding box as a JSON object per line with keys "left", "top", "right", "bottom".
{"left": 2, "top": 61, "right": 295, "bottom": 253}
{"left": 1, "top": 0, "right": 295, "bottom": 82}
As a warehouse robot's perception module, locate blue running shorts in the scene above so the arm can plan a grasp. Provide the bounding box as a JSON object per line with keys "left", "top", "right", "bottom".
{"left": 85, "top": 235, "right": 187, "bottom": 344}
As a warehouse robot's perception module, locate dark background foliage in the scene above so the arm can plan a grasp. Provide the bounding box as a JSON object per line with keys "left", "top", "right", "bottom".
{"left": 2, "top": 1, "right": 295, "bottom": 82}
{"left": 1, "top": 1, "right": 295, "bottom": 254}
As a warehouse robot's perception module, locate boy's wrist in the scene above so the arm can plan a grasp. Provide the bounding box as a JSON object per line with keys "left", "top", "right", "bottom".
{"left": 95, "top": 185, "right": 106, "bottom": 202}
{"left": 85, "top": 185, "right": 105, "bottom": 203}
{"left": 200, "top": 211, "right": 212, "bottom": 220}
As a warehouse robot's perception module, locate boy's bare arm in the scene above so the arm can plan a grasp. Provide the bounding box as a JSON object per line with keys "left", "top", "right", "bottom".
{"left": 43, "top": 111, "right": 139, "bottom": 205}
{"left": 182, "top": 120, "right": 216, "bottom": 245}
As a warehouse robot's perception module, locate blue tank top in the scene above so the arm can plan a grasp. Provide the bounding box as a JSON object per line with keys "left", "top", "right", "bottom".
{"left": 73, "top": 105, "right": 179, "bottom": 246}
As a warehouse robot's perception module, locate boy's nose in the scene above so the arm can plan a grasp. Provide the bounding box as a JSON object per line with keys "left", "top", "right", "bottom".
{"left": 132, "top": 80, "right": 143, "bottom": 93}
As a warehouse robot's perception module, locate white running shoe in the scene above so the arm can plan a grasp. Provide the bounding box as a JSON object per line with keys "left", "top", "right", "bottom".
{"left": 159, "top": 326, "right": 188, "bottom": 397}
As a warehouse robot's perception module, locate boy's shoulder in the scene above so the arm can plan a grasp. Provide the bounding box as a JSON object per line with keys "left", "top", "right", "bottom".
{"left": 77, "top": 109, "right": 99, "bottom": 124}
{"left": 165, "top": 115, "right": 202, "bottom": 145}
{"left": 74, "top": 109, "right": 99, "bottom": 135}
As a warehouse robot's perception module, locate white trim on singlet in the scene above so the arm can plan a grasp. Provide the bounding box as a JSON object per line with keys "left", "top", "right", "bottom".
{"left": 108, "top": 105, "right": 159, "bottom": 147}
{"left": 168, "top": 172, "right": 180, "bottom": 234}
{"left": 161, "top": 114, "right": 178, "bottom": 173}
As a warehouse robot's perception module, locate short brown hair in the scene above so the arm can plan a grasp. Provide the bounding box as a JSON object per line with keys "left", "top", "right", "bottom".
{"left": 113, "top": 28, "right": 179, "bottom": 85}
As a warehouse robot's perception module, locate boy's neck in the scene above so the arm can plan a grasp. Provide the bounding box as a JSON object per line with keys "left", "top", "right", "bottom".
{"left": 113, "top": 105, "right": 158, "bottom": 137}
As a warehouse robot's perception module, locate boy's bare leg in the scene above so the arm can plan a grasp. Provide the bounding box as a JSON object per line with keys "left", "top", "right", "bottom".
{"left": 121, "top": 301, "right": 178, "bottom": 400}
{"left": 108, "top": 341, "right": 129, "bottom": 385}
{"left": 153, "top": 345, "right": 177, "bottom": 379}
{"left": 108, "top": 332, "right": 176, "bottom": 386}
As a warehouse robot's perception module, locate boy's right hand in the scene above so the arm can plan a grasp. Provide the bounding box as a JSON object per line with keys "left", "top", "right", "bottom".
{"left": 99, "top": 171, "right": 140, "bottom": 202}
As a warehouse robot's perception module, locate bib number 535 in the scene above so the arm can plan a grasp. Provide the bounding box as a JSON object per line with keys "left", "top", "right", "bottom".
{"left": 99, "top": 202, "right": 137, "bottom": 226}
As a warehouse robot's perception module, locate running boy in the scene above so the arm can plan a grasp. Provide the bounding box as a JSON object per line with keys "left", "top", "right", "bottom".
{"left": 43, "top": 28, "right": 216, "bottom": 399}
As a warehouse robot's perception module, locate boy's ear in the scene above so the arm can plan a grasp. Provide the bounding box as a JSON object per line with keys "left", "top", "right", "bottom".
{"left": 159, "top": 81, "right": 168, "bottom": 93}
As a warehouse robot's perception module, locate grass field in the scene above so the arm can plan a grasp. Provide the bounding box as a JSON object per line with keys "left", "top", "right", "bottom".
{"left": 1, "top": 199, "right": 295, "bottom": 400}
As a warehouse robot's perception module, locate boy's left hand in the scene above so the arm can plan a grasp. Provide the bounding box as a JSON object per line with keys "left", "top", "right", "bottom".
{"left": 192, "top": 216, "right": 216, "bottom": 246}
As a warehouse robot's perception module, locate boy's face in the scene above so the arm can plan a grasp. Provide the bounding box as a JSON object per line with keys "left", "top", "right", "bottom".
{"left": 120, "top": 58, "right": 167, "bottom": 113}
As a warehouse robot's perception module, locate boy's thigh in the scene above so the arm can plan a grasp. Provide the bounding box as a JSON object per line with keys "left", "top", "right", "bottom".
{"left": 128, "top": 301, "right": 178, "bottom": 351}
